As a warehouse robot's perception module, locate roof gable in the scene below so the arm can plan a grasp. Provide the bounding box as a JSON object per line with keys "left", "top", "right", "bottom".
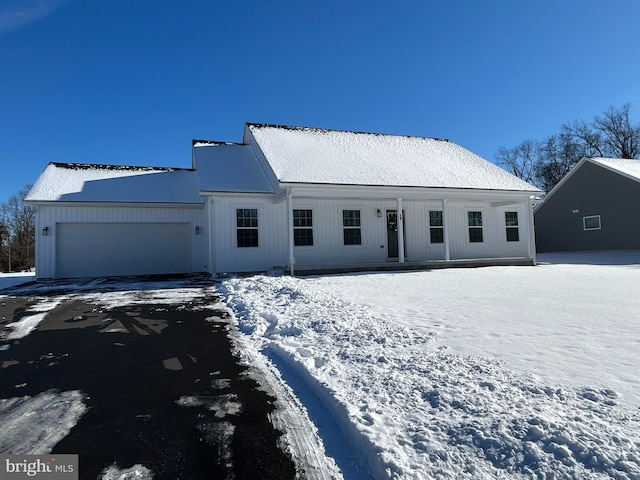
{"left": 534, "top": 157, "right": 640, "bottom": 211}
{"left": 246, "top": 124, "right": 541, "bottom": 192}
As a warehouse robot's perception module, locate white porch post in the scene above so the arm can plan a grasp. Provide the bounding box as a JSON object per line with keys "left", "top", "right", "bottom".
{"left": 526, "top": 199, "right": 537, "bottom": 263}
{"left": 207, "top": 196, "right": 215, "bottom": 276}
{"left": 442, "top": 199, "right": 450, "bottom": 261}
{"left": 397, "top": 198, "right": 405, "bottom": 263}
{"left": 287, "top": 190, "right": 295, "bottom": 275}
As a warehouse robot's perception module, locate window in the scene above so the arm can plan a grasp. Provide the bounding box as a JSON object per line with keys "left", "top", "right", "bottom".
{"left": 429, "top": 210, "right": 444, "bottom": 244}
{"left": 583, "top": 215, "right": 601, "bottom": 231}
{"left": 505, "top": 212, "right": 520, "bottom": 242}
{"left": 293, "top": 209, "right": 313, "bottom": 246}
{"left": 343, "top": 209, "right": 361, "bottom": 245}
{"left": 236, "top": 208, "right": 258, "bottom": 247}
{"left": 468, "top": 211, "right": 483, "bottom": 243}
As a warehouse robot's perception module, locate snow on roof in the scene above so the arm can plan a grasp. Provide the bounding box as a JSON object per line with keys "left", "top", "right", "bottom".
{"left": 25, "top": 163, "right": 203, "bottom": 203}
{"left": 194, "top": 143, "right": 275, "bottom": 193}
{"left": 588, "top": 157, "right": 640, "bottom": 182}
{"left": 247, "top": 124, "right": 541, "bottom": 192}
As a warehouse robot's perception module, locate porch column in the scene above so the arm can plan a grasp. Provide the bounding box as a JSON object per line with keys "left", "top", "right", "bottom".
{"left": 525, "top": 199, "right": 537, "bottom": 263}
{"left": 207, "top": 196, "right": 216, "bottom": 276}
{"left": 442, "top": 199, "right": 450, "bottom": 261}
{"left": 287, "top": 190, "right": 295, "bottom": 275}
{"left": 397, "top": 198, "right": 405, "bottom": 263}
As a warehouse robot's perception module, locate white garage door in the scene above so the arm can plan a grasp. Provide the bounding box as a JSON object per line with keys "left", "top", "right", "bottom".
{"left": 55, "top": 223, "right": 190, "bottom": 278}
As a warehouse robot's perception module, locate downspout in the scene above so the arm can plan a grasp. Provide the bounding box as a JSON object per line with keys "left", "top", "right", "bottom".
{"left": 397, "top": 198, "right": 405, "bottom": 263}
{"left": 442, "top": 199, "right": 450, "bottom": 261}
{"left": 287, "top": 189, "right": 295, "bottom": 275}
{"left": 526, "top": 198, "right": 537, "bottom": 264}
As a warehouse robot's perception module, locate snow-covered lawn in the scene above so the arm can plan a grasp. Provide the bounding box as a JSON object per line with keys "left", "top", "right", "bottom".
{"left": 220, "top": 252, "right": 640, "bottom": 479}
{"left": 0, "top": 271, "right": 35, "bottom": 291}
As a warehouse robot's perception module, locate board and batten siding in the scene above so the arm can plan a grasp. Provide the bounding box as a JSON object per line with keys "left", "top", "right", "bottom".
{"left": 208, "top": 196, "right": 533, "bottom": 274}
{"left": 34, "top": 204, "right": 207, "bottom": 278}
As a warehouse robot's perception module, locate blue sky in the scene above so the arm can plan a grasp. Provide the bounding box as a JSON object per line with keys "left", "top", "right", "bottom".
{"left": 2, "top": 0, "right": 640, "bottom": 202}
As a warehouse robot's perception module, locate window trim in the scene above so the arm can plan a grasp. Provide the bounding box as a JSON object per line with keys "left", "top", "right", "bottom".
{"left": 467, "top": 210, "right": 484, "bottom": 243}
{"left": 293, "top": 208, "right": 314, "bottom": 247}
{"left": 505, "top": 211, "right": 520, "bottom": 242}
{"left": 583, "top": 215, "right": 601, "bottom": 231}
{"left": 428, "top": 210, "right": 444, "bottom": 244}
{"left": 235, "top": 207, "right": 259, "bottom": 248}
{"left": 342, "top": 209, "right": 362, "bottom": 246}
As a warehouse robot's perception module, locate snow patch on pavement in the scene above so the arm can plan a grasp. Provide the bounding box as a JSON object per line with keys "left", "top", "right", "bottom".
{"left": 5, "top": 297, "right": 65, "bottom": 339}
{"left": 0, "top": 390, "right": 87, "bottom": 454}
{"left": 99, "top": 464, "right": 154, "bottom": 480}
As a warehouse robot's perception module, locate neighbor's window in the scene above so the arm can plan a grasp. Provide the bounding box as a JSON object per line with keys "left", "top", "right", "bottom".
{"left": 236, "top": 208, "right": 258, "bottom": 247}
{"left": 468, "top": 211, "right": 483, "bottom": 243}
{"left": 505, "top": 211, "right": 520, "bottom": 242}
{"left": 429, "top": 210, "right": 444, "bottom": 244}
{"left": 293, "top": 209, "right": 313, "bottom": 246}
{"left": 343, "top": 209, "right": 362, "bottom": 245}
{"left": 583, "top": 215, "right": 601, "bottom": 231}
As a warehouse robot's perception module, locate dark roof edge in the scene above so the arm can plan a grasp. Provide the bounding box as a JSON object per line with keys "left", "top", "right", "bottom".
{"left": 49, "top": 162, "right": 192, "bottom": 172}
{"left": 246, "top": 122, "right": 452, "bottom": 143}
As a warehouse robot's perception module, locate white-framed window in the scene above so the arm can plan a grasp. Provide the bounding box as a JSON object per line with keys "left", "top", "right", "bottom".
{"left": 293, "top": 209, "right": 313, "bottom": 246}
{"left": 343, "top": 209, "right": 361, "bottom": 245}
{"left": 468, "top": 211, "right": 483, "bottom": 243}
{"left": 429, "top": 210, "right": 444, "bottom": 244}
{"left": 236, "top": 208, "right": 258, "bottom": 247}
{"left": 583, "top": 215, "right": 601, "bottom": 231}
{"left": 505, "top": 211, "right": 520, "bottom": 242}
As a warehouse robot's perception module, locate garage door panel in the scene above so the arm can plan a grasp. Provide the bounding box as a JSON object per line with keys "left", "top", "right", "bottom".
{"left": 56, "top": 223, "right": 190, "bottom": 278}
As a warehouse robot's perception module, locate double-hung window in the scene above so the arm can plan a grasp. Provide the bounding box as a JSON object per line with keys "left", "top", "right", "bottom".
{"left": 236, "top": 208, "right": 258, "bottom": 248}
{"left": 468, "top": 211, "right": 483, "bottom": 243}
{"left": 429, "top": 210, "right": 444, "bottom": 244}
{"left": 505, "top": 212, "right": 520, "bottom": 242}
{"left": 343, "top": 209, "right": 361, "bottom": 245}
{"left": 293, "top": 209, "right": 313, "bottom": 246}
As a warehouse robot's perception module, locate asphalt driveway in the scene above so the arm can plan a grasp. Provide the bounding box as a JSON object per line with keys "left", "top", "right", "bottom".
{"left": 0, "top": 276, "right": 296, "bottom": 480}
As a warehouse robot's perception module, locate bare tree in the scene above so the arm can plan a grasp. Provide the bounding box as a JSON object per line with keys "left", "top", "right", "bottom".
{"left": 592, "top": 103, "right": 640, "bottom": 159}
{"left": 495, "top": 140, "right": 542, "bottom": 185}
{"left": 1, "top": 185, "right": 35, "bottom": 271}
{"left": 495, "top": 103, "right": 640, "bottom": 193}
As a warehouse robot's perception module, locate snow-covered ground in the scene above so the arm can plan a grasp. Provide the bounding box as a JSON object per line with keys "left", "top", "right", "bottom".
{"left": 219, "top": 252, "right": 640, "bottom": 479}
{"left": 2, "top": 253, "right": 640, "bottom": 479}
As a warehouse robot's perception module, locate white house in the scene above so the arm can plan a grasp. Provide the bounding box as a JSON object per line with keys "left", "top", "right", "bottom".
{"left": 26, "top": 123, "right": 541, "bottom": 279}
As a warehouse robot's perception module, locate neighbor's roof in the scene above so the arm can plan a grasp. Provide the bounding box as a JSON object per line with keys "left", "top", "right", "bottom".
{"left": 246, "top": 124, "right": 541, "bottom": 192}
{"left": 25, "top": 163, "right": 203, "bottom": 203}
{"left": 588, "top": 157, "right": 640, "bottom": 182}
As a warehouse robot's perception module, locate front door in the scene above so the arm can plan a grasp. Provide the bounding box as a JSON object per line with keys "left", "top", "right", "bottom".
{"left": 387, "top": 210, "right": 406, "bottom": 258}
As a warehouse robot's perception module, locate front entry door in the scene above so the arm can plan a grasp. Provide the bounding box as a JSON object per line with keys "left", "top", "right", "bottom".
{"left": 387, "top": 210, "right": 406, "bottom": 258}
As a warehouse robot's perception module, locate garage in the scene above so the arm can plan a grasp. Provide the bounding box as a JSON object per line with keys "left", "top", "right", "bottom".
{"left": 55, "top": 223, "right": 191, "bottom": 278}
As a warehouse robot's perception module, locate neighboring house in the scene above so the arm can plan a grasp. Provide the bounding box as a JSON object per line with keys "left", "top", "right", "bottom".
{"left": 534, "top": 157, "right": 640, "bottom": 253}
{"left": 26, "top": 123, "right": 541, "bottom": 279}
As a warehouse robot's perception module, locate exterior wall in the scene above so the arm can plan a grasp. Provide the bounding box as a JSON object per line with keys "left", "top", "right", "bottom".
{"left": 535, "top": 162, "right": 640, "bottom": 252}
{"left": 209, "top": 195, "right": 533, "bottom": 274}
{"left": 34, "top": 204, "right": 207, "bottom": 278}
{"left": 210, "top": 195, "right": 289, "bottom": 273}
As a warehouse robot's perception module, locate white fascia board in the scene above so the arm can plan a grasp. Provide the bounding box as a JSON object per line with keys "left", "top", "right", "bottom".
{"left": 279, "top": 183, "right": 536, "bottom": 203}
{"left": 26, "top": 200, "right": 205, "bottom": 209}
